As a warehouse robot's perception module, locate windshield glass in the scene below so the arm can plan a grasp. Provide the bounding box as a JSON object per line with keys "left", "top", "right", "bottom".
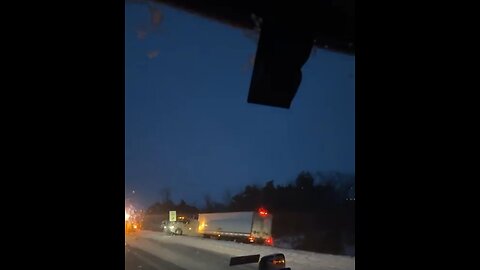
{"left": 125, "top": 1, "right": 355, "bottom": 270}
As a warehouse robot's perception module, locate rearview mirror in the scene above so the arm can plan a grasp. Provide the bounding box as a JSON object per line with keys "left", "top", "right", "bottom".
{"left": 259, "top": 253, "right": 286, "bottom": 270}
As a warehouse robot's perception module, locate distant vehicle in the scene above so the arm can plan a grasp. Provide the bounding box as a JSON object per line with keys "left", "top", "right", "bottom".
{"left": 125, "top": 209, "right": 141, "bottom": 234}
{"left": 161, "top": 220, "right": 168, "bottom": 232}
{"left": 198, "top": 208, "right": 273, "bottom": 245}
{"left": 125, "top": 220, "right": 140, "bottom": 234}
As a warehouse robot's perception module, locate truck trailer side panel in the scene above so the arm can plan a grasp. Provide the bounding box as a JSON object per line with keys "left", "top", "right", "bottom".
{"left": 198, "top": 212, "right": 254, "bottom": 236}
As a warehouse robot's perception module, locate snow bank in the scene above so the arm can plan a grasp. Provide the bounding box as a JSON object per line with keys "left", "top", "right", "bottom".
{"left": 274, "top": 235, "right": 305, "bottom": 249}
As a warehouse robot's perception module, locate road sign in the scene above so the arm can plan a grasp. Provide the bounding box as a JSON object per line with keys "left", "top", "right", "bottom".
{"left": 169, "top": 211, "right": 176, "bottom": 222}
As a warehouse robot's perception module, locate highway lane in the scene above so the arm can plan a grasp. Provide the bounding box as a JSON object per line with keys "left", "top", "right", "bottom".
{"left": 125, "top": 234, "right": 257, "bottom": 270}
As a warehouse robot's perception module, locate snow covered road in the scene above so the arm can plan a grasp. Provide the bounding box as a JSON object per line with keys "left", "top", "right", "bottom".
{"left": 125, "top": 230, "right": 354, "bottom": 270}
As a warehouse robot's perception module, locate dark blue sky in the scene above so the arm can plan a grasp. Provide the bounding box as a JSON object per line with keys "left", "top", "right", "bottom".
{"left": 125, "top": 2, "right": 355, "bottom": 208}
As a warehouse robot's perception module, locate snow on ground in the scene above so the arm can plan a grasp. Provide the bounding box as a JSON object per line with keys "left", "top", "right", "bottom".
{"left": 137, "top": 230, "right": 355, "bottom": 270}
{"left": 274, "top": 235, "right": 306, "bottom": 249}
{"left": 127, "top": 235, "right": 252, "bottom": 270}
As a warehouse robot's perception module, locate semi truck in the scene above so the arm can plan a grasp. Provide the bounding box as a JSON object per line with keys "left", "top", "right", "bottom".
{"left": 197, "top": 208, "right": 273, "bottom": 245}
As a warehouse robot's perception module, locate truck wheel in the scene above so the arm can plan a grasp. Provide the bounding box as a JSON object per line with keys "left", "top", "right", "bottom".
{"left": 175, "top": 229, "right": 183, "bottom": 235}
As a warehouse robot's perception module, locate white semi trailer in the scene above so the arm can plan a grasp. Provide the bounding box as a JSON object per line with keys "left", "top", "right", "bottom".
{"left": 197, "top": 209, "right": 273, "bottom": 245}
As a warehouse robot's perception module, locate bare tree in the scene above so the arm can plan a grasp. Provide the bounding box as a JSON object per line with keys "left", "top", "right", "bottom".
{"left": 203, "top": 194, "right": 213, "bottom": 211}
{"left": 222, "top": 189, "right": 232, "bottom": 207}
{"left": 159, "top": 187, "right": 172, "bottom": 204}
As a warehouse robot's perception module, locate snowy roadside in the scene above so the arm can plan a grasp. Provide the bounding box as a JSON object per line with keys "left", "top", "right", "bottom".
{"left": 138, "top": 230, "right": 355, "bottom": 270}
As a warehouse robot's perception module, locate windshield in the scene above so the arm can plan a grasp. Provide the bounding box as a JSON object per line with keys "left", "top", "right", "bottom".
{"left": 125, "top": 1, "right": 355, "bottom": 270}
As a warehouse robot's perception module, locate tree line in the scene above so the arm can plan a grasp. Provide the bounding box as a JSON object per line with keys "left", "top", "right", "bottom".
{"left": 145, "top": 171, "right": 355, "bottom": 255}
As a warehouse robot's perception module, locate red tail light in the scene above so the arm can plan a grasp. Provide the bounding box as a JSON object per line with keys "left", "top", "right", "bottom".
{"left": 258, "top": 207, "right": 268, "bottom": 217}
{"left": 265, "top": 237, "right": 274, "bottom": 246}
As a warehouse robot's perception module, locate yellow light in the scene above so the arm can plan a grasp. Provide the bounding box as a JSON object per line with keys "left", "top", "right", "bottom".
{"left": 125, "top": 211, "right": 130, "bottom": 221}
{"left": 198, "top": 222, "right": 207, "bottom": 231}
{"left": 133, "top": 224, "right": 137, "bottom": 229}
